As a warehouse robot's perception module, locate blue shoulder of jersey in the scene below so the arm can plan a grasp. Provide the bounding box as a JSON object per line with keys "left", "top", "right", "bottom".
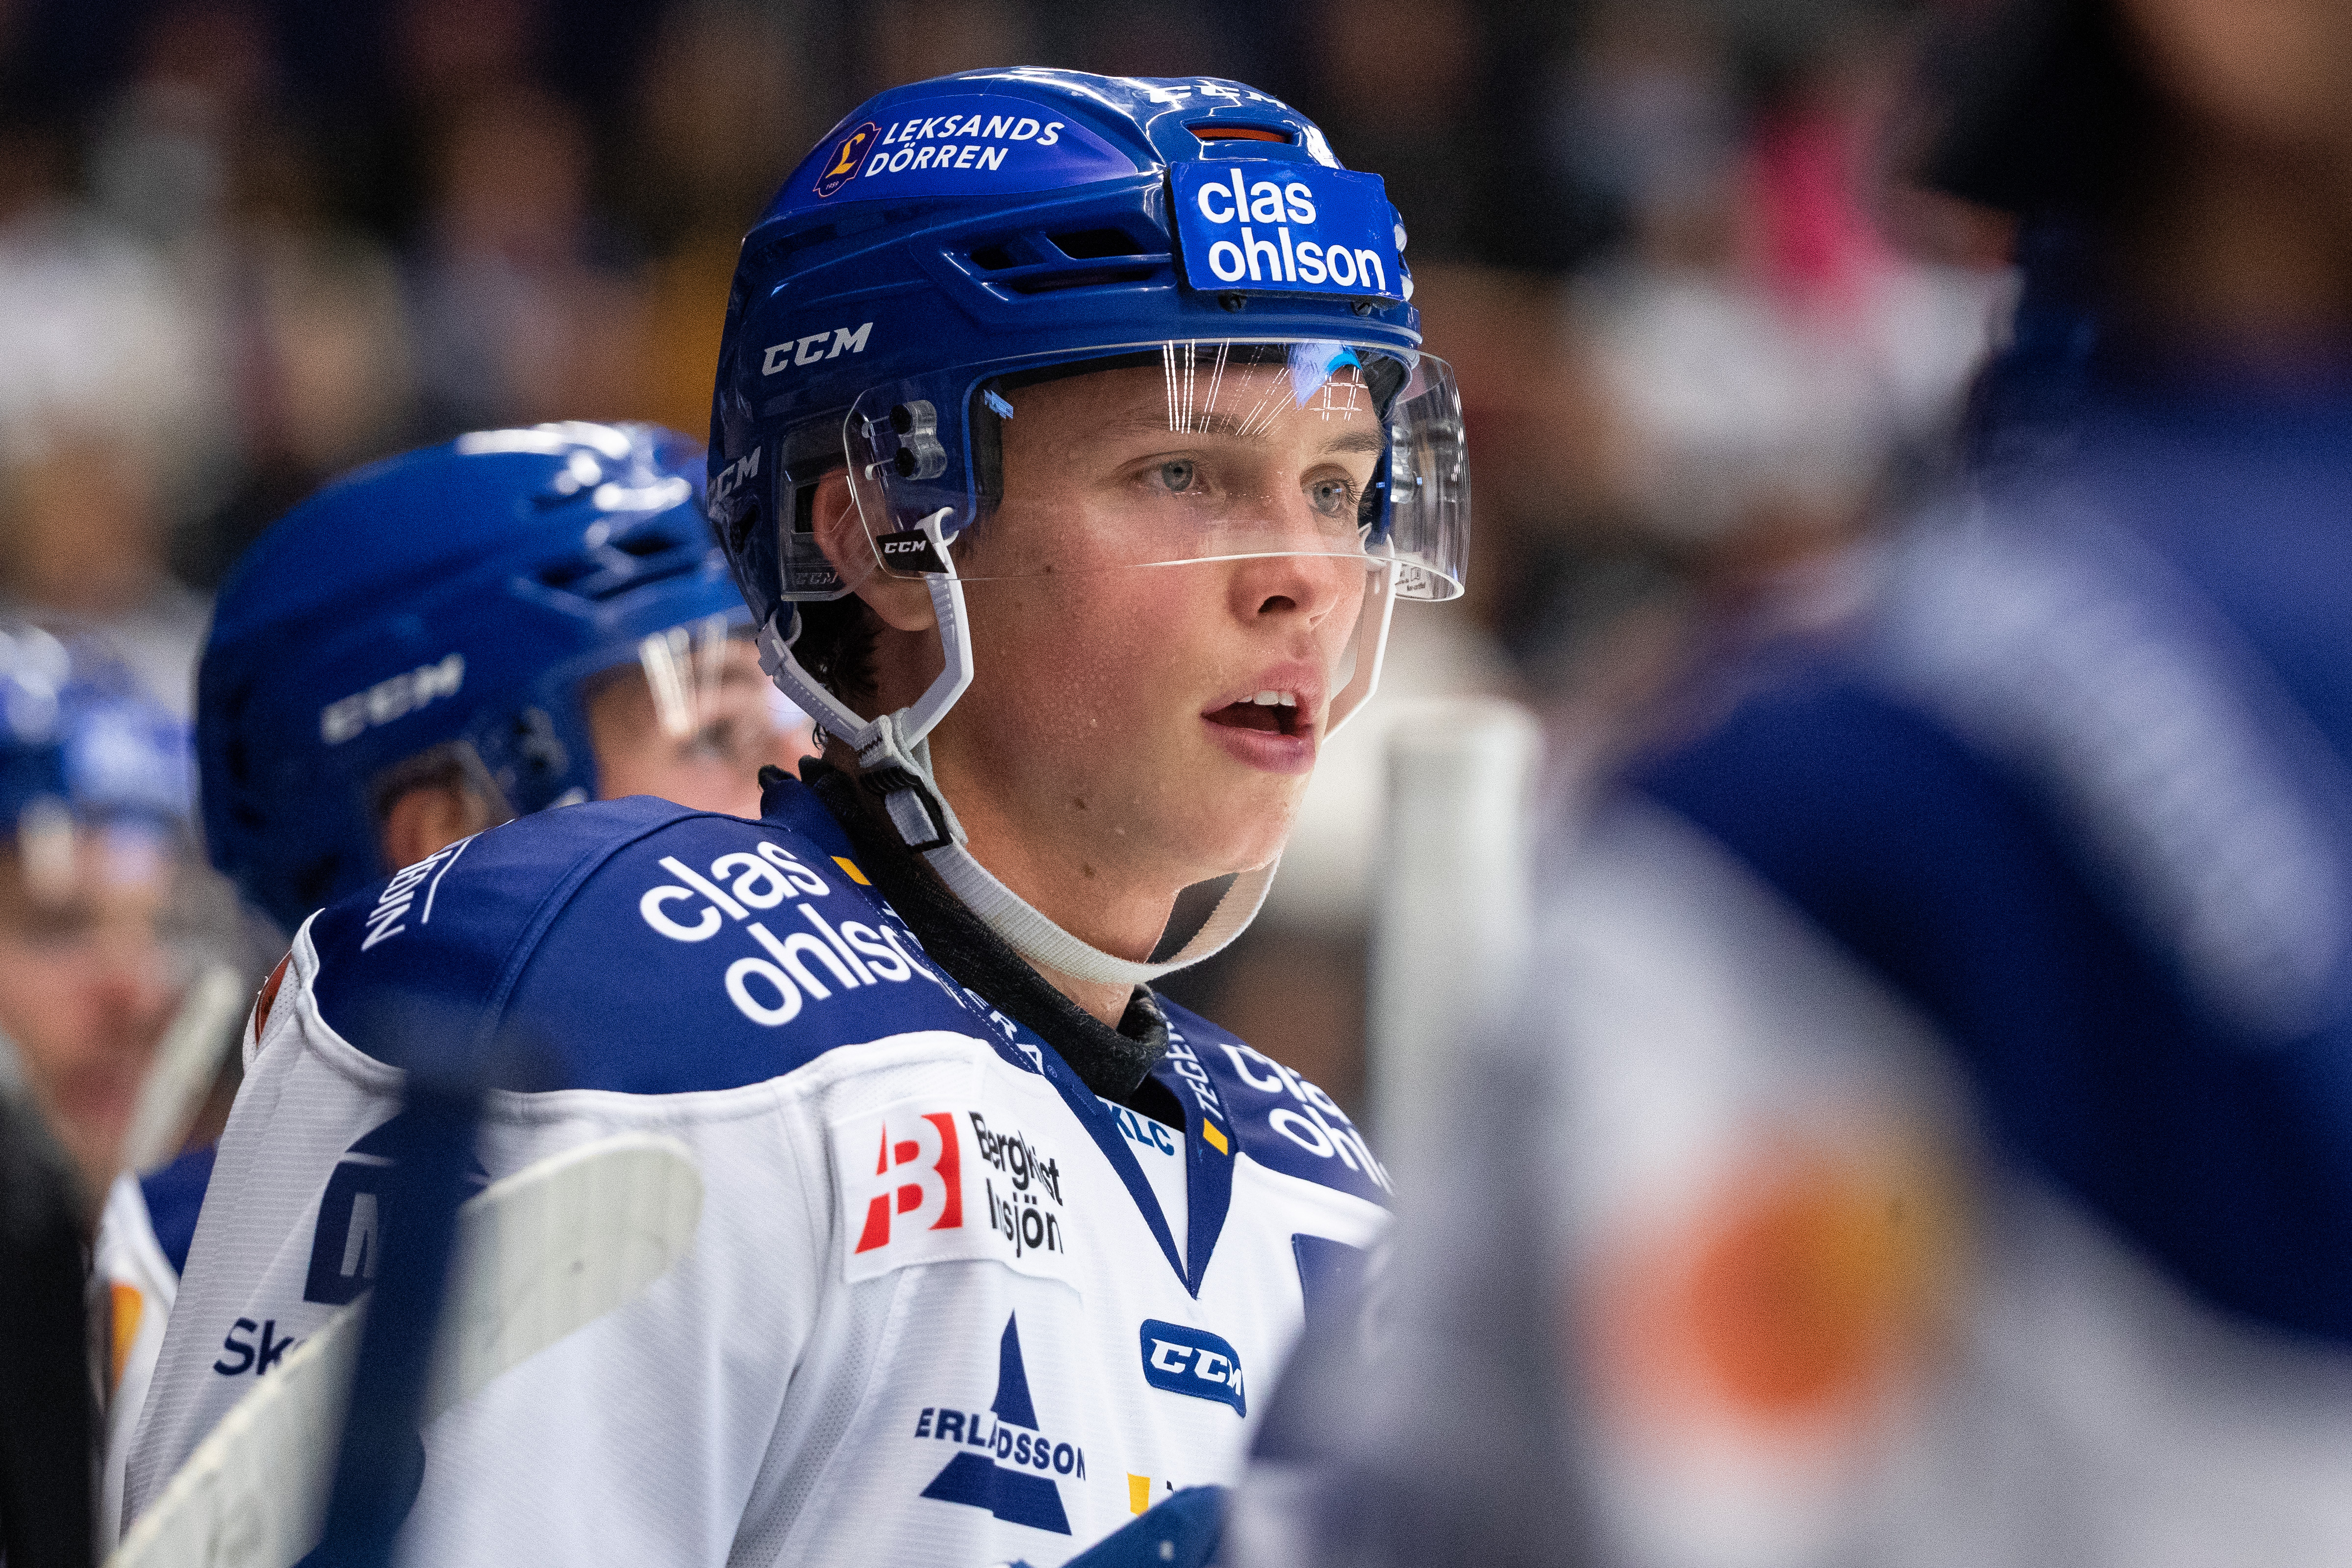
{"left": 308, "top": 780, "right": 988, "bottom": 1094}
{"left": 139, "top": 1143, "right": 219, "bottom": 1276}
{"left": 1631, "top": 663, "right": 2352, "bottom": 1346}
{"left": 1157, "top": 999, "right": 1390, "bottom": 1206}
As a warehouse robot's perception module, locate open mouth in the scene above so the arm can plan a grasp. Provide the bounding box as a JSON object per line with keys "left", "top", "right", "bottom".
{"left": 1204, "top": 690, "right": 1303, "bottom": 738}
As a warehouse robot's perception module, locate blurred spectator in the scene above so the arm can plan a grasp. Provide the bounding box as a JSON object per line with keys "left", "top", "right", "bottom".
{"left": 0, "top": 627, "right": 227, "bottom": 1206}
{"left": 405, "top": 84, "right": 645, "bottom": 436}
{"left": 0, "top": 100, "right": 214, "bottom": 712}
{"left": 166, "top": 121, "right": 416, "bottom": 589}
{"left": 622, "top": 1, "right": 810, "bottom": 435}
{"left": 860, "top": 0, "right": 1039, "bottom": 96}
{"left": 1568, "top": 14, "right": 2006, "bottom": 557}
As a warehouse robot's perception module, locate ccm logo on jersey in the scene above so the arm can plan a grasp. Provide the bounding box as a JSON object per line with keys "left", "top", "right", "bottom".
{"left": 319, "top": 652, "right": 464, "bottom": 745}
{"left": 835, "top": 1100, "right": 1073, "bottom": 1284}
{"left": 1138, "top": 1320, "right": 1246, "bottom": 1416}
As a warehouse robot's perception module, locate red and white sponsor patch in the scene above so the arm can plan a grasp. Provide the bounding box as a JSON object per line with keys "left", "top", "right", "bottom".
{"left": 833, "top": 1098, "right": 1077, "bottom": 1287}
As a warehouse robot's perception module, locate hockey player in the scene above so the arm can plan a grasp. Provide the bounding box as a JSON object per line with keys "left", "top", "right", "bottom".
{"left": 123, "top": 70, "right": 1465, "bottom": 1565}
{"left": 0, "top": 626, "right": 197, "bottom": 1565}
{"left": 96, "top": 422, "right": 803, "bottom": 1549}
{"left": 0, "top": 627, "right": 200, "bottom": 1201}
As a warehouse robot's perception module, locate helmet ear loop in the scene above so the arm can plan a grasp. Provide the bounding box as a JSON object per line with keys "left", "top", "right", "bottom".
{"left": 1327, "top": 432, "right": 1404, "bottom": 738}
{"left": 1324, "top": 565, "right": 1398, "bottom": 739}
{"left": 757, "top": 506, "right": 977, "bottom": 852}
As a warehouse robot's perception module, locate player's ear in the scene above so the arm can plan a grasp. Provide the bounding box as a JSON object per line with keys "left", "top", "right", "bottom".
{"left": 380, "top": 781, "right": 497, "bottom": 870}
{"left": 809, "top": 472, "right": 936, "bottom": 634}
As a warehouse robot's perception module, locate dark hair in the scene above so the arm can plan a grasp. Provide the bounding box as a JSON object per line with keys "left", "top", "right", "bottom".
{"left": 790, "top": 593, "right": 881, "bottom": 714}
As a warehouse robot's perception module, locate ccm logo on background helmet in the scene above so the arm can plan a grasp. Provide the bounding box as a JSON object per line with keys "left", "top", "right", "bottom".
{"left": 319, "top": 654, "right": 465, "bottom": 745}
{"left": 762, "top": 322, "right": 872, "bottom": 376}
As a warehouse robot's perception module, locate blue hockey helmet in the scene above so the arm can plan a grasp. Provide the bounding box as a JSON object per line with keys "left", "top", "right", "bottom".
{"left": 709, "top": 70, "right": 1472, "bottom": 986}
{"left": 1, "top": 624, "right": 191, "bottom": 846}
{"left": 199, "top": 422, "right": 751, "bottom": 933}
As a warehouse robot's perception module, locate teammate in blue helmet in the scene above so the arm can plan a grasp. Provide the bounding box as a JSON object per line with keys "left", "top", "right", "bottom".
{"left": 94, "top": 419, "right": 809, "bottom": 1550}
{"left": 199, "top": 420, "right": 807, "bottom": 937}
{"left": 125, "top": 72, "right": 1467, "bottom": 1567}
{"left": 0, "top": 624, "right": 199, "bottom": 1199}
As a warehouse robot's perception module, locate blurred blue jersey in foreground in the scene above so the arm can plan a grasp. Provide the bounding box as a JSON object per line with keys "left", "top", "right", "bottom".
{"left": 1644, "top": 364, "right": 2352, "bottom": 1342}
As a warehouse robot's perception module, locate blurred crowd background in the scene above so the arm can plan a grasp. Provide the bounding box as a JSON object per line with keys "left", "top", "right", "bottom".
{"left": 31, "top": 1, "right": 2348, "bottom": 1564}
{"left": 0, "top": 0, "right": 2017, "bottom": 1114}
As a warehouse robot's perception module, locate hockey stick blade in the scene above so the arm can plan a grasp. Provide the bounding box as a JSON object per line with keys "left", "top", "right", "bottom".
{"left": 109, "top": 1132, "right": 704, "bottom": 1568}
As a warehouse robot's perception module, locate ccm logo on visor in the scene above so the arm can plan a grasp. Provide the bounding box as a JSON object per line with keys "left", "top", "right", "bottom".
{"left": 1171, "top": 164, "right": 1403, "bottom": 302}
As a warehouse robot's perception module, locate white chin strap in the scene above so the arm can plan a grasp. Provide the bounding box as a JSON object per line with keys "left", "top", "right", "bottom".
{"left": 758, "top": 513, "right": 1398, "bottom": 989}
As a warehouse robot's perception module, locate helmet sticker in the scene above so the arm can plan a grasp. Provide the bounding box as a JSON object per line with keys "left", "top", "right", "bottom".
{"left": 814, "top": 123, "right": 878, "bottom": 198}
{"left": 805, "top": 94, "right": 1138, "bottom": 206}
{"left": 1171, "top": 164, "right": 1404, "bottom": 302}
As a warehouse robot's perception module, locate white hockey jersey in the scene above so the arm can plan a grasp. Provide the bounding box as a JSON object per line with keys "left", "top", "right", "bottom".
{"left": 125, "top": 776, "right": 1388, "bottom": 1565}
{"left": 92, "top": 1147, "right": 213, "bottom": 1552}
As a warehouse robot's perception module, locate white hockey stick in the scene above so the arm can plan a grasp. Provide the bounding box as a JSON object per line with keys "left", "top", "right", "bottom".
{"left": 1367, "top": 697, "right": 1542, "bottom": 1169}
{"left": 119, "top": 963, "right": 247, "bottom": 1176}
{"left": 109, "top": 1132, "right": 703, "bottom": 1568}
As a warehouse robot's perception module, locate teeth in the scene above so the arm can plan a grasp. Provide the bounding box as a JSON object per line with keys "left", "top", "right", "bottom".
{"left": 1249, "top": 691, "right": 1299, "bottom": 708}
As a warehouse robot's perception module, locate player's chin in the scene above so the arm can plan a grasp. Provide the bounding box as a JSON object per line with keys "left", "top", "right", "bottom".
{"left": 1182, "top": 757, "right": 1309, "bottom": 867}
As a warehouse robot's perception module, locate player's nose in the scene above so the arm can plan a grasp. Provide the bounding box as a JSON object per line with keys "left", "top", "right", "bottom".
{"left": 1224, "top": 546, "right": 1361, "bottom": 628}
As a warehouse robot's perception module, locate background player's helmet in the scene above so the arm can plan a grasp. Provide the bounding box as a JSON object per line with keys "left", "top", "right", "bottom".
{"left": 710, "top": 69, "right": 1470, "bottom": 985}
{"left": 1, "top": 624, "right": 190, "bottom": 845}
{"left": 199, "top": 422, "right": 749, "bottom": 934}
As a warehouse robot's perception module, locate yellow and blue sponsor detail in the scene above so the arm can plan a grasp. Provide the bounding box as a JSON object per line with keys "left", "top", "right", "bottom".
{"left": 1170, "top": 162, "right": 1404, "bottom": 302}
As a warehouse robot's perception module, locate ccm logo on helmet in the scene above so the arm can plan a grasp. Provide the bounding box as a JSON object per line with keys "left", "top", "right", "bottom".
{"left": 761, "top": 321, "right": 872, "bottom": 377}
{"left": 319, "top": 653, "right": 464, "bottom": 745}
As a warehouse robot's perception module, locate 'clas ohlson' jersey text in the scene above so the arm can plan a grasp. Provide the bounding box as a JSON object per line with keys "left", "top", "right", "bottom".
{"left": 125, "top": 780, "right": 1387, "bottom": 1566}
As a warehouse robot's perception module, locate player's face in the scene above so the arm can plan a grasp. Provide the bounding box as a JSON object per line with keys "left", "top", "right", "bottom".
{"left": 930, "top": 361, "right": 1376, "bottom": 896}
{"left": 0, "top": 828, "right": 186, "bottom": 1196}
{"left": 587, "top": 637, "right": 814, "bottom": 818}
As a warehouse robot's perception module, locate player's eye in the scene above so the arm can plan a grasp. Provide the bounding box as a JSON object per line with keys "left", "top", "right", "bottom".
{"left": 1152, "top": 458, "right": 1198, "bottom": 495}
{"left": 1304, "top": 475, "right": 1357, "bottom": 519}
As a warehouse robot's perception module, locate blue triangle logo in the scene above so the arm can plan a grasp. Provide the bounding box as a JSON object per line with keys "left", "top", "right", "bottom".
{"left": 990, "top": 1314, "right": 1039, "bottom": 1429}
{"left": 918, "top": 1314, "right": 1073, "bottom": 1535}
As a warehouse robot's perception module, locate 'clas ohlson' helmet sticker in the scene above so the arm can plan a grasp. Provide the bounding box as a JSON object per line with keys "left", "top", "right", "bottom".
{"left": 1170, "top": 163, "right": 1404, "bottom": 302}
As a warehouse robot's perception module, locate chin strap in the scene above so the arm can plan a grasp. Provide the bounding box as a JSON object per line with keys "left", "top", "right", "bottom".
{"left": 759, "top": 516, "right": 1398, "bottom": 987}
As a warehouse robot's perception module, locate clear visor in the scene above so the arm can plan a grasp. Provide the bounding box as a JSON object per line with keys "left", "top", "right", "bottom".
{"left": 832, "top": 340, "right": 1466, "bottom": 601}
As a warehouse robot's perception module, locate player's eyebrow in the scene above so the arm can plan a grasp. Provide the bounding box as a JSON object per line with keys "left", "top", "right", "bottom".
{"left": 1108, "top": 410, "right": 1387, "bottom": 455}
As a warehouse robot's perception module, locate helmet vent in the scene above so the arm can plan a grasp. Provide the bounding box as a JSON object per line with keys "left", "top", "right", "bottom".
{"left": 1003, "top": 264, "right": 1161, "bottom": 296}
{"left": 1189, "top": 124, "right": 1292, "bottom": 144}
{"left": 1049, "top": 228, "right": 1146, "bottom": 259}
{"left": 611, "top": 528, "right": 684, "bottom": 558}
{"left": 532, "top": 530, "right": 699, "bottom": 602}
{"left": 958, "top": 225, "right": 1170, "bottom": 298}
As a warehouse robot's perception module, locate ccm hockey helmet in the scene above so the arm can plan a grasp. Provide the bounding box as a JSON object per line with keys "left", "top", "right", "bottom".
{"left": 709, "top": 69, "right": 1470, "bottom": 986}
{"left": 199, "top": 423, "right": 750, "bottom": 933}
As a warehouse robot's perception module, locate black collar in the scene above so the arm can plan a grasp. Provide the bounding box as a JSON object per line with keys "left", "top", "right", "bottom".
{"left": 787, "top": 761, "right": 1175, "bottom": 1110}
